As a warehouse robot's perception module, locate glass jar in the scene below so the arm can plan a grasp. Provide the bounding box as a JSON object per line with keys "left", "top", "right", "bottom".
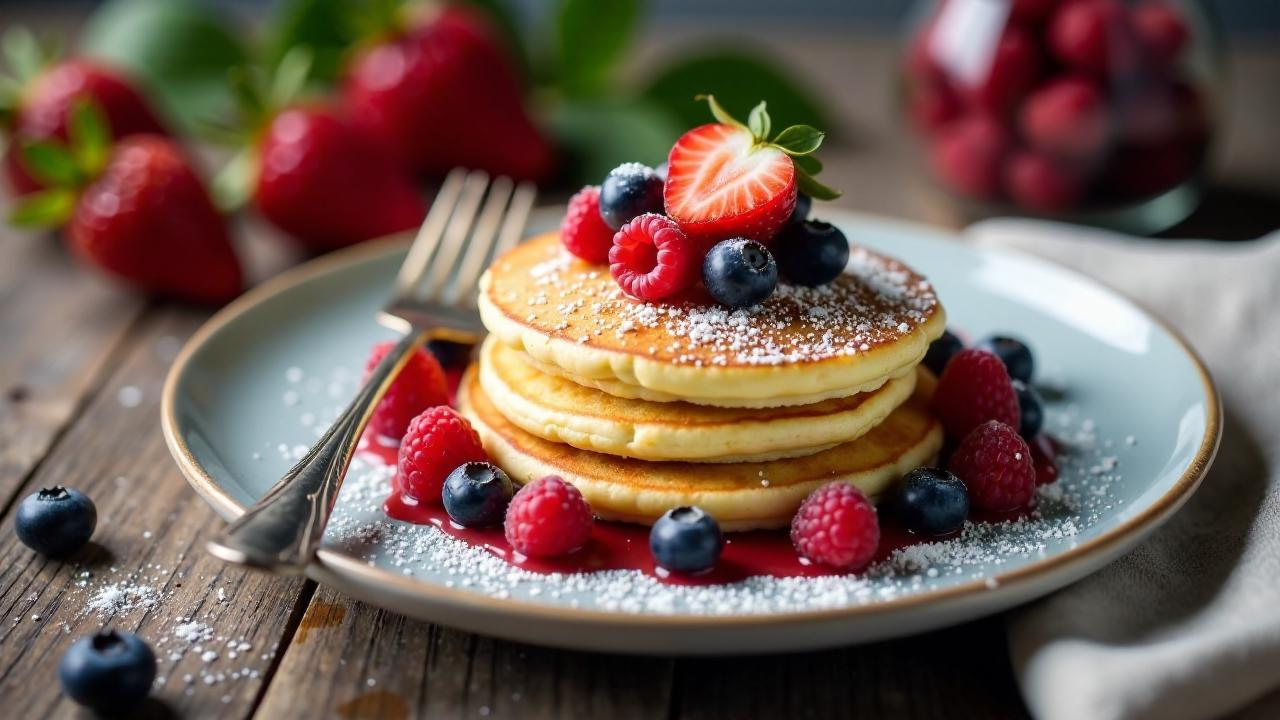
{"left": 900, "top": 0, "right": 1223, "bottom": 234}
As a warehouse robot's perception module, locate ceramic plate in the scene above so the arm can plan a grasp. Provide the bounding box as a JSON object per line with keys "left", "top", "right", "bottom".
{"left": 162, "top": 211, "right": 1219, "bottom": 655}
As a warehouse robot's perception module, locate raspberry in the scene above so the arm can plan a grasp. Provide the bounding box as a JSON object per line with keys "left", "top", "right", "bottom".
{"left": 363, "top": 340, "right": 450, "bottom": 443}
{"left": 1048, "top": 0, "right": 1141, "bottom": 76}
{"left": 932, "top": 349, "right": 1021, "bottom": 441}
{"left": 1019, "top": 76, "right": 1112, "bottom": 160}
{"left": 948, "top": 421, "right": 1036, "bottom": 511}
{"left": 1005, "top": 150, "right": 1086, "bottom": 214}
{"left": 968, "top": 25, "right": 1042, "bottom": 115}
{"left": 1131, "top": 1, "right": 1190, "bottom": 70}
{"left": 560, "top": 185, "right": 615, "bottom": 264}
{"left": 1010, "top": 0, "right": 1058, "bottom": 24}
{"left": 608, "top": 213, "right": 699, "bottom": 302}
{"left": 929, "top": 116, "right": 1010, "bottom": 201}
{"left": 790, "top": 483, "right": 880, "bottom": 570}
{"left": 504, "top": 475, "right": 594, "bottom": 558}
{"left": 395, "top": 406, "right": 487, "bottom": 504}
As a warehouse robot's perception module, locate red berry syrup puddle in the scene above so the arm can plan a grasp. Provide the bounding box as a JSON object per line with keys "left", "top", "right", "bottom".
{"left": 366, "top": 438, "right": 1060, "bottom": 586}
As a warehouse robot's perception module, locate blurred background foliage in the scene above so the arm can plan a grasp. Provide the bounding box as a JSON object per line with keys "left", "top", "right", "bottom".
{"left": 71, "top": 0, "right": 838, "bottom": 187}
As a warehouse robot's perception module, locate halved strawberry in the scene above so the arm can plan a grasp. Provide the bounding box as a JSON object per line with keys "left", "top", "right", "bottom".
{"left": 663, "top": 96, "right": 839, "bottom": 249}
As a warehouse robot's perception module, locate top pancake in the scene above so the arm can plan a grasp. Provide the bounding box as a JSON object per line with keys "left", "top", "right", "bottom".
{"left": 478, "top": 232, "right": 946, "bottom": 407}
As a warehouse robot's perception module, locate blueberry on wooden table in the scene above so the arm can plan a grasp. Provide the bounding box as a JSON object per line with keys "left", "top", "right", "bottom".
{"left": 14, "top": 486, "right": 97, "bottom": 557}
{"left": 59, "top": 630, "right": 157, "bottom": 714}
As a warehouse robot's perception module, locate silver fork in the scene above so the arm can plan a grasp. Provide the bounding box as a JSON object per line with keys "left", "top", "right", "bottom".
{"left": 207, "top": 169, "right": 536, "bottom": 574}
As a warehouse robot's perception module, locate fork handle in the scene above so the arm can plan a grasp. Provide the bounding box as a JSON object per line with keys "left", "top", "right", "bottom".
{"left": 206, "top": 329, "right": 429, "bottom": 574}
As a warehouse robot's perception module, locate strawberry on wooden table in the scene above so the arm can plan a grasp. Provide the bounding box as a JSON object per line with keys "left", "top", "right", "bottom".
{"left": 214, "top": 50, "right": 426, "bottom": 251}
{"left": 0, "top": 29, "right": 167, "bottom": 195}
{"left": 663, "top": 95, "right": 839, "bottom": 250}
{"left": 342, "top": 4, "right": 554, "bottom": 183}
{"left": 8, "top": 103, "right": 241, "bottom": 304}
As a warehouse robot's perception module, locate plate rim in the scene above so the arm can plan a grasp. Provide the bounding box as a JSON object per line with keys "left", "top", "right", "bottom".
{"left": 160, "top": 211, "right": 1222, "bottom": 630}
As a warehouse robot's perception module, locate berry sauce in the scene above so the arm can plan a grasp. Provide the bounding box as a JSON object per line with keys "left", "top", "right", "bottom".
{"left": 366, "top": 432, "right": 1060, "bottom": 585}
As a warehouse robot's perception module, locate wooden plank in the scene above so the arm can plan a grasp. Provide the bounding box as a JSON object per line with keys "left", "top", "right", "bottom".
{"left": 0, "top": 227, "right": 147, "bottom": 506}
{"left": 670, "top": 617, "right": 1028, "bottom": 719}
{"left": 0, "top": 308, "right": 311, "bottom": 719}
{"left": 256, "top": 586, "right": 676, "bottom": 720}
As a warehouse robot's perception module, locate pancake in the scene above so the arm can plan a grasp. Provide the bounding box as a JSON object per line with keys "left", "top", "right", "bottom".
{"left": 479, "top": 337, "right": 920, "bottom": 463}
{"left": 458, "top": 365, "right": 945, "bottom": 531}
{"left": 478, "top": 232, "right": 945, "bottom": 407}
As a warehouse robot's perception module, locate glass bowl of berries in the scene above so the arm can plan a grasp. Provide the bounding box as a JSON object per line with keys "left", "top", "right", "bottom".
{"left": 900, "top": 0, "right": 1223, "bottom": 234}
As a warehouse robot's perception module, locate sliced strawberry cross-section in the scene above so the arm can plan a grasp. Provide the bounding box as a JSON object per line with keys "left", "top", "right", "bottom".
{"left": 662, "top": 96, "right": 839, "bottom": 250}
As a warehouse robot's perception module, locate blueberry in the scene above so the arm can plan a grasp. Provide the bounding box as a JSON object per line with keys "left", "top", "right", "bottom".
{"left": 788, "top": 192, "right": 812, "bottom": 225}
{"left": 893, "top": 468, "right": 969, "bottom": 536}
{"left": 702, "top": 238, "right": 778, "bottom": 308}
{"left": 774, "top": 219, "right": 849, "bottom": 287}
{"left": 442, "top": 462, "right": 513, "bottom": 528}
{"left": 923, "top": 330, "right": 965, "bottom": 376}
{"left": 598, "top": 163, "right": 664, "bottom": 230}
{"left": 59, "top": 630, "right": 156, "bottom": 713}
{"left": 1013, "top": 379, "right": 1044, "bottom": 440}
{"left": 426, "top": 339, "right": 473, "bottom": 369}
{"left": 977, "top": 335, "right": 1034, "bottom": 382}
{"left": 15, "top": 486, "right": 96, "bottom": 557}
{"left": 649, "top": 506, "right": 723, "bottom": 574}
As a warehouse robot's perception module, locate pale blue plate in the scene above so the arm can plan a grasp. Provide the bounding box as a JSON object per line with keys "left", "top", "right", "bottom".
{"left": 162, "top": 210, "right": 1219, "bottom": 655}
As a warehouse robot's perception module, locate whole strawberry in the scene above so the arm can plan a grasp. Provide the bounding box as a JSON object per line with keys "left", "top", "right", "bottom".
{"left": 342, "top": 5, "right": 554, "bottom": 182}
{"left": 254, "top": 105, "right": 426, "bottom": 250}
{"left": 9, "top": 103, "right": 241, "bottom": 303}
{"left": 1, "top": 31, "right": 167, "bottom": 195}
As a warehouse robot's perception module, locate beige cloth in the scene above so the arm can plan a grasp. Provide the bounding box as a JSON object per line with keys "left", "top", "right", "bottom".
{"left": 968, "top": 219, "right": 1280, "bottom": 720}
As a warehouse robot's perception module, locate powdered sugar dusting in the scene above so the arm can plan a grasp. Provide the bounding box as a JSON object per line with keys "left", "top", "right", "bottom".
{"left": 493, "top": 240, "right": 940, "bottom": 367}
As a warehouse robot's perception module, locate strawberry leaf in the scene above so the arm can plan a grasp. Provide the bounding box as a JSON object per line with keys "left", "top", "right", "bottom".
{"left": 9, "top": 188, "right": 77, "bottom": 228}
{"left": 747, "top": 101, "right": 770, "bottom": 141}
{"left": 795, "top": 169, "right": 841, "bottom": 201}
{"left": 772, "top": 125, "right": 824, "bottom": 156}
{"left": 68, "top": 100, "right": 112, "bottom": 178}
{"left": 2, "top": 27, "right": 47, "bottom": 83}
{"left": 270, "top": 46, "right": 313, "bottom": 110}
{"left": 20, "top": 140, "right": 80, "bottom": 187}
{"left": 793, "top": 154, "right": 823, "bottom": 176}
{"left": 212, "top": 146, "right": 257, "bottom": 213}
{"left": 696, "top": 93, "right": 746, "bottom": 130}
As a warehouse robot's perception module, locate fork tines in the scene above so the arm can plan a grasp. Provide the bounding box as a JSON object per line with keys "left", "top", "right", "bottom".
{"left": 392, "top": 168, "right": 536, "bottom": 308}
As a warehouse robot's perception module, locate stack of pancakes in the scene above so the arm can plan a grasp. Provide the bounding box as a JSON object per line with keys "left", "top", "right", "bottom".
{"left": 457, "top": 232, "right": 948, "bottom": 530}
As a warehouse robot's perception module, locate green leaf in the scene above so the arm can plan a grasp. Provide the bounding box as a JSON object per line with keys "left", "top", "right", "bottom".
{"left": 270, "top": 46, "right": 313, "bottom": 109}
{"left": 747, "top": 101, "right": 770, "bottom": 140}
{"left": 265, "top": 0, "right": 358, "bottom": 85}
{"left": 68, "top": 100, "right": 111, "bottom": 177}
{"left": 643, "top": 50, "right": 831, "bottom": 138}
{"left": 212, "top": 147, "right": 257, "bottom": 213}
{"left": 79, "top": 0, "right": 248, "bottom": 135}
{"left": 696, "top": 93, "right": 745, "bottom": 129}
{"left": 547, "top": 97, "right": 683, "bottom": 187}
{"left": 20, "top": 140, "right": 80, "bottom": 186}
{"left": 2, "top": 27, "right": 46, "bottom": 82}
{"left": 554, "top": 0, "right": 641, "bottom": 97}
{"left": 795, "top": 170, "right": 841, "bottom": 201}
{"left": 772, "top": 125, "right": 824, "bottom": 156}
{"left": 792, "top": 154, "right": 823, "bottom": 176}
{"left": 9, "top": 188, "right": 77, "bottom": 228}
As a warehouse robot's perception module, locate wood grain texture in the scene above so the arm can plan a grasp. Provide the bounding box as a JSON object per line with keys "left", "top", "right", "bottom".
{"left": 0, "top": 228, "right": 147, "bottom": 506}
{"left": 0, "top": 308, "right": 311, "bottom": 719}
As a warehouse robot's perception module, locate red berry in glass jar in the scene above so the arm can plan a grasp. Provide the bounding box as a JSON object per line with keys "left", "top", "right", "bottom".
{"left": 1019, "top": 75, "right": 1112, "bottom": 160}
{"left": 1131, "top": 1, "right": 1191, "bottom": 70}
{"left": 1005, "top": 150, "right": 1087, "bottom": 214}
{"left": 1048, "top": 0, "right": 1143, "bottom": 77}
{"left": 929, "top": 115, "right": 1010, "bottom": 201}
{"left": 968, "top": 25, "right": 1043, "bottom": 115}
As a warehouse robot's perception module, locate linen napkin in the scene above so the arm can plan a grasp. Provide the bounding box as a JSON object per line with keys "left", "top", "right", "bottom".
{"left": 967, "top": 219, "right": 1280, "bottom": 720}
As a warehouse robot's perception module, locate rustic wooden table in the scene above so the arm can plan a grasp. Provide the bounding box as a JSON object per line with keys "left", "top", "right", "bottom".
{"left": 1, "top": 20, "right": 1277, "bottom": 719}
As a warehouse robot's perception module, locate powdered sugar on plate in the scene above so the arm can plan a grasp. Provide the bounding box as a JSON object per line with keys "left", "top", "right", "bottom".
{"left": 273, "top": 357, "right": 1137, "bottom": 616}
